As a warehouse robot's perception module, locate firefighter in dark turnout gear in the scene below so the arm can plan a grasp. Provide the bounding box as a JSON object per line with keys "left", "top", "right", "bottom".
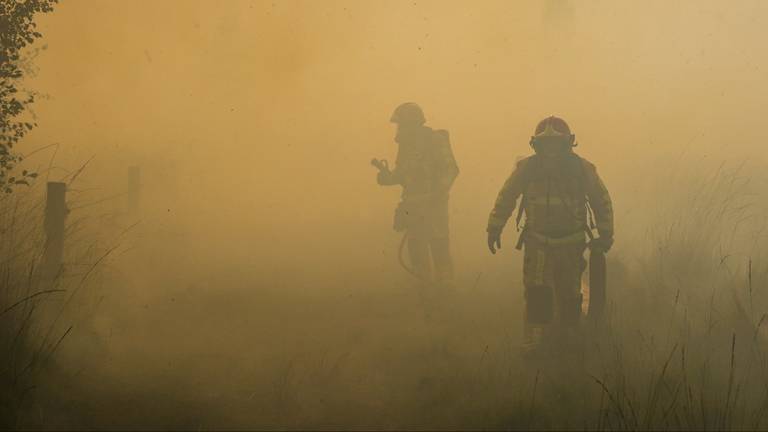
{"left": 486, "top": 116, "right": 613, "bottom": 340}
{"left": 373, "top": 103, "right": 459, "bottom": 282}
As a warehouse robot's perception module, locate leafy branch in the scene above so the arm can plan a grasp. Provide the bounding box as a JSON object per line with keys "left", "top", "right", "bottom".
{"left": 0, "top": 0, "right": 57, "bottom": 193}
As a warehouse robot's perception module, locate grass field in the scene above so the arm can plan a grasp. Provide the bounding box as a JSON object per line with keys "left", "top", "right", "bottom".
{"left": 5, "top": 159, "right": 768, "bottom": 430}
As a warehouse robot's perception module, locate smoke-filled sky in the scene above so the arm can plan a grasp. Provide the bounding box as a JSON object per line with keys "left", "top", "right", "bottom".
{"left": 12, "top": 3, "right": 768, "bottom": 428}
{"left": 20, "top": 0, "right": 768, "bottom": 278}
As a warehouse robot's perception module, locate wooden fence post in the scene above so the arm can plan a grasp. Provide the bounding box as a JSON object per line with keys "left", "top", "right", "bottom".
{"left": 41, "top": 182, "right": 67, "bottom": 281}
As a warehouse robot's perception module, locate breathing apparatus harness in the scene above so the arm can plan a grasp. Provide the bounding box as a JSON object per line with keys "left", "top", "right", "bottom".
{"left": 514, "top": 130, "right": 597, "bottom": 249}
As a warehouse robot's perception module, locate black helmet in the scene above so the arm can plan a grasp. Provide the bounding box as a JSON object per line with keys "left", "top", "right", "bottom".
{"left": 390, "top": 102, "right": 426, "bottom": 126}
{"left": 534, "top": 116, "right": 572, "bottom": 137}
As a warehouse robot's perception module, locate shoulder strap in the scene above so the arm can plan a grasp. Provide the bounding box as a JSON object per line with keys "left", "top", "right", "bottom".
{"left": 573, "top": 154, "right": 597, "bottom": 230}
{"left": 515, "top": 197, "right": 526, "bottom": 231}
{"left": 514, "top": 155, "right": 537, "bottom": 231}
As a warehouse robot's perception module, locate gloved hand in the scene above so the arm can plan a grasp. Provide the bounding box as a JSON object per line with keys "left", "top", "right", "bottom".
{"left": 371, "top": 159, "right": 396, "bottom": 186}
{"left": 590, "top": 235, "right": 614, "bottom": 252}
{"left": 376, "top": 169, "right": 393, "bottom": 185}
{"left": 487, "top": 228, "right": 502, "bottom": 254}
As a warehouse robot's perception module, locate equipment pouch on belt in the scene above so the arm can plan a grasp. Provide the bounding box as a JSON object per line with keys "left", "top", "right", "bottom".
{"left": 393, "top": 198, "right": 428, "bottom": 233}
{"left": 393, "top": 202, "right": 407, "bottom": 232}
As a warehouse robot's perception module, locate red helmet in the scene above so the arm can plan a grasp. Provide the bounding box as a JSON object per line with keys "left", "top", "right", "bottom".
{"left": 530, "top": 115, "right": 576, "bottom": 150}
{"left": 534, "top": 116, "right": 571, "bottom": 137}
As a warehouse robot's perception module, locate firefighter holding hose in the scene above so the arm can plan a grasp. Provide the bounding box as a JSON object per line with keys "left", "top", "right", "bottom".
{"left": 371, "top": 103, "right": 459, "bottom": 285}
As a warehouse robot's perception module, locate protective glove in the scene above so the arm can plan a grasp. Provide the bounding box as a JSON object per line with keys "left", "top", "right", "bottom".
{"left": 376, "top": 169, "right": 393, "bottom": 185}
{"left": 487, "top": 228, "right": 502, "bottom": 254}
{"left": 371, "top": 158, "right": 395, "bottom": 185}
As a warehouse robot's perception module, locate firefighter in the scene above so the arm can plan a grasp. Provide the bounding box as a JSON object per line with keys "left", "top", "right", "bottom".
{"left": 372, "top": 103, "right": 459, "bottom": 283}
{"left": 486, "top": 116, "right": 613, "bottom": 343}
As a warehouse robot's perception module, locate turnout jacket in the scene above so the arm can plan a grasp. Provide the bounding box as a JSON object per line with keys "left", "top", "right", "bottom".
{"left": 487, "top": 152, "right": 613, "bottom": 239}
{"left": 377, "top": 126, "right": 459, "bottom": 201}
